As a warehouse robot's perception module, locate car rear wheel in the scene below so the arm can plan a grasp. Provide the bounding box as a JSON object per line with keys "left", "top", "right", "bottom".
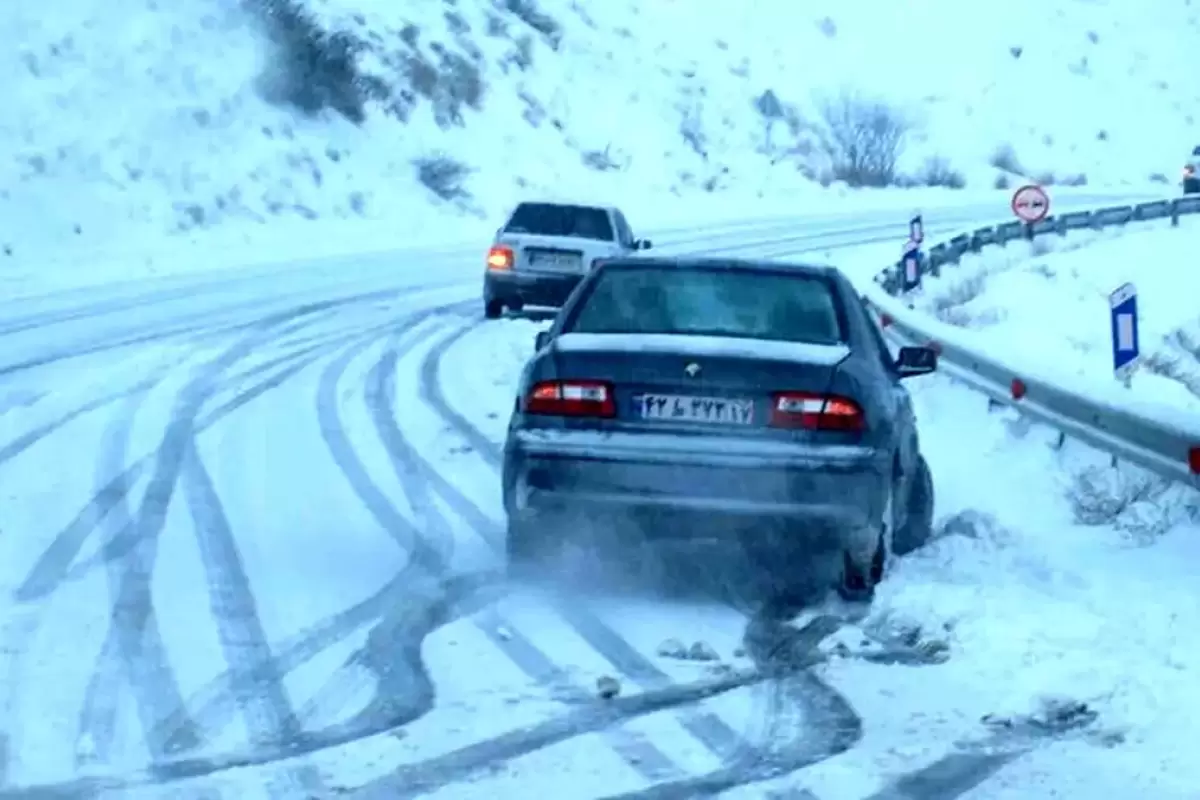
{"left": 893, "top": 455, "right": 934, "bottom": 556}
{"left": 484, "top": 299, "right": 504, "bottom": 319}
{"left": 838, "top": 477, "right": 896, "bottom": 600}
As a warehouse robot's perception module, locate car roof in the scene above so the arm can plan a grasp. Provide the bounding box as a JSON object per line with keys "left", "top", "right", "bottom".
{"left": 512, "top": 199, "right": 617, "bottom": 213}
{"left": 595, "top": 255, "right": 840, "bottom": 279}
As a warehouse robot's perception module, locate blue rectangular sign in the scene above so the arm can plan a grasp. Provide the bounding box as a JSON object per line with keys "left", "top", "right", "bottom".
{"left": 1109, "top": 282, "right": 1139, "bottom": 379}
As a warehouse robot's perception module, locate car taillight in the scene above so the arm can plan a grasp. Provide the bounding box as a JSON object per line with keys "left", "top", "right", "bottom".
{"left": 770, "top": 392, "right": 864, "bottom": 431}
{"left": 487, "top": 245, "right": 514, "bottom": 270}
{"left": 1184, "top": 165, "right": 1195, "bottom": 177}
{"left": 525, "top": 380, "right": 616, "bottom": 417}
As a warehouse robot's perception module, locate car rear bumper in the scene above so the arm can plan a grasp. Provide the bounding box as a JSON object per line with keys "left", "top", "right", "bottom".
{"left": 503, "top": 429, "right": 890, "bottom": 546}
{"left": 484, "top": 270, "right": 583, "bottom": 308}
{"left": 1184, "top": 177, "right": 1200, "bottom": 194}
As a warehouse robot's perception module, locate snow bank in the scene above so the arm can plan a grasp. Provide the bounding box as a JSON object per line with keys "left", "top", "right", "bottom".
{"left": 915, "top": 217, "right": 1200, "bottom": 415}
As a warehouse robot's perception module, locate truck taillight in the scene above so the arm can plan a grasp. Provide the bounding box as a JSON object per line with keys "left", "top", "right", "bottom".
{"left": 525, "top": 380, "right": 616, "bottom": 418}
{"left": 487, "top": 245, "right": 514, "bottom": 270}
{"left": 770, "top": 391, "right": 864, "bottom": 431}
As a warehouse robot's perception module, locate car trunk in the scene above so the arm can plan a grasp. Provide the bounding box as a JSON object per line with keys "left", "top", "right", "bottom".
{"left": 548, "top": 332, "right": 853, "bottom": 441}
{"left": 498, "top": 234, "right": 600, "bottom": 275}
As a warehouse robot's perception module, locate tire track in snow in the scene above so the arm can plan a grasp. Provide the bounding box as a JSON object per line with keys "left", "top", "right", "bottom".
{"left": 13, "top": 296, "right": 416, "bottom": 604}
{"left": 75, "top": 310, "right": 335, "bottom": 768}
{"left": 417, "top": 318, "right": 761, "bottom": 762}
{"left": 348, "top": 617, "right": 842, "bottom": 800}
{"left": 299, "top": 307, "right": 457, "bottom": 728}
{"left": 178, "top": 445, "right": 324, "bottom": 796}
{"left": 365, "top": 310, "right": 688, "bottom": 783}
{"left": 2, "top": 296, "right": 399, "bottom": 786}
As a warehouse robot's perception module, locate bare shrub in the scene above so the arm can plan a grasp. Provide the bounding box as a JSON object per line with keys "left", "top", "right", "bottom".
{"left": 916, "top": 155, "right": 966, "bottom": 188}
{"left": 817, "top": 90, "right": 911, "bottom": 187}
{"left": 414, "top": 155, "right": 472, "bottom": 200}
{"left": 1064, "top": 464, "right": 1195, "bottom": 543}
{"left": 499, "top": 0, "right": 563, "bottom": 48}
{"left": 1149, "top": 172, "right": 1170, "bottom": 184}
{"left": 989, "top": 143, "right": 1023, "bottom": 174}
{"left": 252, "top": 0, "right": 377, "bottom": 123}
{"left": 581, "top": 145, "right": 625, "bottom": 172}
{"left": 994, "top": 173, "right": 1011, "bottom": 190}
{"left": 930, "top": 271, "right": 987, "bottom": 325}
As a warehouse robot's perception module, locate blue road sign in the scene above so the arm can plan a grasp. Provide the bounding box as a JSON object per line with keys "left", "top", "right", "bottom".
{"left": 1109, "top": 282, "right": 1139, "bottom": 380}
{"left": 899, "top": 213, "right": 924, "bottom": 292}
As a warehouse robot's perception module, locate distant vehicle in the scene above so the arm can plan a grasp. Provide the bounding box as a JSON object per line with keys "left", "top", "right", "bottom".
{"left": 482, "top": 201, "right": 651, "bottom": 319}
{"left": 501, "top": 256, "right": 938, "bottom": 599}
{"left": 1183, "top": 146, "right": 1200, "bottom": 194}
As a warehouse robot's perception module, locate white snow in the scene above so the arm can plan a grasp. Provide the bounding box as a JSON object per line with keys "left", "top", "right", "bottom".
{"left": 3, "top": 0, "right": 1200, "bottom": 796}
{"left": 554, "top": 333, "right": 852, "bottom": 365}
{"left": 912, "top": 217, "right": 1200, "bottom": 417}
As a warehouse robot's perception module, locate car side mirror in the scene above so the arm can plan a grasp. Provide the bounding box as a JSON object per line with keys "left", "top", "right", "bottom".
{"left": 895, "top": 346, "right": 937, "bottom": 378}
{"left": 534, "top": 331, "right": 551, "bottom": 350}
{"left": 636, "top": 239, "right": 652, "bottom": 250}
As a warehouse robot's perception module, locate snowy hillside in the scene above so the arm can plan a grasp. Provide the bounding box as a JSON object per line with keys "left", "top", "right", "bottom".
{"left": 914, "top": 219, "right": 1200, "bottom": 415}
{"left": 3, "top": 0, "right": 1200, "bottom": 259}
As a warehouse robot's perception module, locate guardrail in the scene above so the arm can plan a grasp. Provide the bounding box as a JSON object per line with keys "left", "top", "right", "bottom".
{"left": 862, "top": 195, "right": 1200, "bottom": 488}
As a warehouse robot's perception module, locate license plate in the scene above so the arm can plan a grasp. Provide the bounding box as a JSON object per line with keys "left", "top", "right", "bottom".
{"left": 530, "top": 252, "right": 581, "bottom": 270}
{"left": 636, "top": 394, "right": 754, "bottom": 425}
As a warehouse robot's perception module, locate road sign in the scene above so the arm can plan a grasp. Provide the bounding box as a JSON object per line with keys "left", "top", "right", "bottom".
{"left": 901, "top": 249, "right": 920, "bottom": 291}
{"left": 1011, "top": 184, "right": 1050, "bottom": 223}
{"left": 1109, "top": 282, "right": 1139, "bottom": 383}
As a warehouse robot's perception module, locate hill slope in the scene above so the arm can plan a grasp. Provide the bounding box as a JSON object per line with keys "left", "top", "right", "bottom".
{"left": 2, "top": 0, "right": 1199, "bottom": 257}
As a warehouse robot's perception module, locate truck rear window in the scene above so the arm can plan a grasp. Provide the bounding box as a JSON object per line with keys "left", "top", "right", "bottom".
{"left": 566, "top": 265, "right": 846, "bottom": 345}
{"left": 503, "top": 203, "right": 615, "bottom": 242}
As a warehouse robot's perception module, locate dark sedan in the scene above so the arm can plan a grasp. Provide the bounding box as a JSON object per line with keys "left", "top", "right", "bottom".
{"left": 501, "top": 256, "right": 938, "bottom": 597}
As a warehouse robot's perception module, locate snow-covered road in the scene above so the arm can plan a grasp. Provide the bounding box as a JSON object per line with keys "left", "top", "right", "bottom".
{"left": 2, "top": 195, "right": 1197, "bottom": 800}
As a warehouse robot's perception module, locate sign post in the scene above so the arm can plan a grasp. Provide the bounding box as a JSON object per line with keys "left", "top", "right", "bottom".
{"left": 1109, "top": 282, "right": 1139, "bottom": 388}
{"left": 1011, "top": 184, "right": 1050, "bottom": 238}
{"left": 899, "top": 213, "right": 924, "bottom": 293}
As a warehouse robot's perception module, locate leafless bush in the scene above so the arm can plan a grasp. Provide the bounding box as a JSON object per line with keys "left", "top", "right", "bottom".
{"left": 1149, "top": 172, "right": 1170, "bottom": 184}
{"left": 916, "top": 155, "right": 966, "bottom": 188}
{"left": 930, "top": 271, "right": 987, "bottom": 325}
{"left": 1141, "top": 322, "right": 1200, "bottom": 400}
{"left": 1064, "top": 464, "right": 1193, "bottom": 542}
{"left": 252, "top": 0, "right": 378, "bottom": 123}
{"left": 994, "top": 173, "right": 1011, "bottom": 190}
{"left": 817, "top": 90, "right": 911, "bottom": 187}
{"left": 414, "top": 155, "right": 472, "bottom": 200}
{"left": 679, "top": 104, "right": 707, "bottom": 159}
{"left": 989, "top": 143, "right": 1023, "bottom": 175}
{"left": 499, "top": 0, "right": 563, "bottom": 48}
{"left": 581, "top": 145, "right": 625, "bottom": 172}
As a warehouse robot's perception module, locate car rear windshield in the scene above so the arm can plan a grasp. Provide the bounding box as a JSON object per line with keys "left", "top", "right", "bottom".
{"left": 503, "top": 203, "right": 615, "bottom": 242}
{"left": 566, "top": 266, "right": 846, "bottom": 345}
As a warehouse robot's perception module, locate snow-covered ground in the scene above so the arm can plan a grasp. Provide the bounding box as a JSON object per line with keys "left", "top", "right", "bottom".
{"left": 912, "top": 217, "right": 1200, "bottom": 415}
{"left": 4, "top": 247, "right": 1196, "bottom": 798}
{"left": 4, "top": 0, "right": 1200, "bottom": 797}
{"left": 3, "top": 0, "right": 1198, "bottom": 289}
